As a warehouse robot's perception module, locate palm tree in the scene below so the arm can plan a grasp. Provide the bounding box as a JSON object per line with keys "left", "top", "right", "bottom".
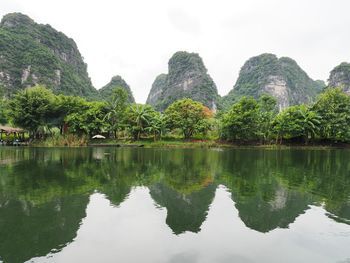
{"left": 104, "top": 87, "right": 129, "bottom": 139}
{"left": 104, "top": 107, "right": 118, "bottom": 138}
{"left": 129, "top": 104, "right": 153, "bottom": 140}
{"left": 298, "top": 106, "right": 321, "bottom": 144}
{"left": 146, "top": 113, "right": 167, "bottom": 141}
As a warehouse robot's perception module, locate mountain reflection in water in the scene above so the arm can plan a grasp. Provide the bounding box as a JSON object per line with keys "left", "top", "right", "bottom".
{"left": 0, "top": 147, "right": 349, "bottom": 263}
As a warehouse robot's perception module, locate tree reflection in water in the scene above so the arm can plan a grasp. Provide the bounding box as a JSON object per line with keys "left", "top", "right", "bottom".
{"left": 0, "top": 147, "right": 349, "bottom": 262}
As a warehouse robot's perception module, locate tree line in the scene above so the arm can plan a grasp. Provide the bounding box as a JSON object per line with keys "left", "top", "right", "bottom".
{"left": 0, "top": 85, "right": 213, "bottom": 141}
{"left": 0, "top": 85, "right": 350, "bottom": 144}
{"left": 220, "top": 88, "right": 350, "bottom": 144}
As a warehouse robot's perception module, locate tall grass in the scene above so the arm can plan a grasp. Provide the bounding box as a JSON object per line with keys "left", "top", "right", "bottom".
{"left": 37, "top": 134, "right": 88, "bottom": 147}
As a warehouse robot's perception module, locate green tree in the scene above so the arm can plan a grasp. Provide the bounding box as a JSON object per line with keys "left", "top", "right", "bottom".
{"left": 104, "top": 87, "right": 129, "bottom": 139}
{"left": 8, "top": 85, "right": 55, "bottom": 137}
{"left": 145, "top": 112, "right": 167, "bottom": 141}
{"left": 0, "top": 103, "right": 6, "bottom": 125}
{"left": 164, "top": 99, "right": 208, "bottom": 139}
{"left": 0, "top": 85, "right": 7, "bottom": 125}
{"left": 220, "top": 96, "right": 260, "bottom": 141}
{"left": 298, "top": 105, "right": 321, "bottom": 144}
{"left": 258, "top": 95, "right": 278, "bottom": 142}
{"left": 272, "top": 106, "right": 303, "bottom": 144}
{"left": 51, "top": 95, "right": 88, "bottom": 134}
{"left": 312, "top": 88, "right": 350, "bottom": 141}
{"left": 65, "top": 101, "right": 107, "bottom": 136}
{"left": 126, "top": 104, "right": 154, "bottom": 140}
{"left": 272, "top": 105, "right": 320, "bottom": 144}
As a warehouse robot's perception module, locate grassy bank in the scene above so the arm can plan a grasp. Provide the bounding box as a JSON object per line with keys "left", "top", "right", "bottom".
{"left": 87, "top": 138, "right": 350, "bottom": 149}
{"left": 31, "top": 134, "right": 88, "bottom": 147}
{"left": 87, "top": 138, "right": 227, "bottom": 148}
{"left": 29, "top": 134, "right": 350, "bottom": 149}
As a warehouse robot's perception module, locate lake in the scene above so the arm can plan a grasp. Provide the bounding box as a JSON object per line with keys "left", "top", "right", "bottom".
{"left": 0, "top": 147, "right": 349, "bottom": 263}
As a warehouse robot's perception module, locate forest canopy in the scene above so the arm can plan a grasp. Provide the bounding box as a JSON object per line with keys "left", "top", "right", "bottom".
{"left": 1, "top": 84, "right": 350, "bottom": 145}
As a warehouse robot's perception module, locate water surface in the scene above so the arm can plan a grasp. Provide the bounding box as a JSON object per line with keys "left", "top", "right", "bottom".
{"left": 0, "top": 147, "right": 349, "bottom": 263}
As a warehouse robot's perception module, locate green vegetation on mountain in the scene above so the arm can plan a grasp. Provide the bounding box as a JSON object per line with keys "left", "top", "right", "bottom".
{"left": 328, "top": 62, "right": 350, "bottom": 93}
{"left": 0, "top": 13, "right": 350, "bottom": 146}
{"left": 146, "top": 51, "right": 219, "bottom": 111}
{"left": 0, "top": 13, "right": 97, "bottom": 98}
{"left": 221, "top": 54, "right": 325, "bottom": 110}
{"left": 99, "top": 75, "right": 135, "bottom": 103}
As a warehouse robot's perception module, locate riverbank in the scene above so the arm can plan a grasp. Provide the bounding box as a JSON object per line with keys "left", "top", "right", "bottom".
{"left": 88, "top": 139, "right": 350, "bottom": 149}
{"left": 22, "top": 136, "right": 350, "bottom": 149}
{"left": 89, "top": 139, "right": 225, "bottom": 148}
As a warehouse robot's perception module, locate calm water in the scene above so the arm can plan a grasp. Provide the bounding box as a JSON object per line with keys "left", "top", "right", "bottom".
{"left": 0, "top": 147, "right": 349, "bottom": 263}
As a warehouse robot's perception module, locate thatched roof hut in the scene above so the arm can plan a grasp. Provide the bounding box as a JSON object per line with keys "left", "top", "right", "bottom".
{"left": 0, "top": 125, "right": 24, "bottom": 134}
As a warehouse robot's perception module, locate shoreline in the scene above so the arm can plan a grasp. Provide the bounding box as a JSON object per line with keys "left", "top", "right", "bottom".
{"left": 8, "top": 139, "right": 350, "bottom": 150}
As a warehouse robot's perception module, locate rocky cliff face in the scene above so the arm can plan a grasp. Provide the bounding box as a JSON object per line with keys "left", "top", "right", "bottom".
{"left": 222, "top": 54, "right": 325, "bottom": 110}
{"left": 146, "top": 74, "right": 167, "bottom": 106}
{"left": 98, "top": 75, "right": 135, "bottom": 103}
{"left": 0, "top": 13, "right": 97, "bottom": 98}
{"left": 146, "top": 51, "right": 219, "bottom": 111}
{"left": 328, "top": 62, "right": 350, "bottom": 94}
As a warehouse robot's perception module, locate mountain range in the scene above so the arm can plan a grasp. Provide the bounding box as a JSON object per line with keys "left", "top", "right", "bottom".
{"left": 1, "top": 12, "right": 349, "bottom": 111}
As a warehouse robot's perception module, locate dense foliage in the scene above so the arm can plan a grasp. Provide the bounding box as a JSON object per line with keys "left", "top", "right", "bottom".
{"left": 165, "top": 98, "right": 211, "bottom": 139}
{"left": 2, "top": 83, "right": 350, "bottom": 145}
{"left": 0, "top": 85, "right": 7, "bottom": 124}
{"left": 99, "top": 75, "right": 135, "bottom": 103}
{"left": 0, "top": 13, "right": 97, "bottom": 98}
{"left": 125, "top": 104, "right": 157, "bottom": 140}
{"left": 221, "top": 88, "right": 350, "bottom": 144}
{"left": 3, "top": 86, "right": 213, "bottom": 141}
{"left": 272, "top": 105, "right": 320, "bottom": 144}
{"left": 65, "top": 101, "right": 107, "bottom": 136}
{"left": 312, "top": 88, "right": 350, "bottom": 141}
{"left": 8, "top": 85, "right": 56, "bottom": 136}
{"left": 103, "top": 87, "right": 129, "bottom": 138}
{"left": 221, "top": 97, "right": 261, "bottom": 141}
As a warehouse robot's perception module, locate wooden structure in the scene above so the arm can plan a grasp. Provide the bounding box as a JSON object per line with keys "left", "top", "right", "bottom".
{"left": 0, "top": 125, "right": 25, "bottom": 144}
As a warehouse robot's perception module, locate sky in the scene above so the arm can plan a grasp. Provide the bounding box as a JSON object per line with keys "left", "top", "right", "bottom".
{"left": 1, "top": 0, "right": 350, "bottom": 103}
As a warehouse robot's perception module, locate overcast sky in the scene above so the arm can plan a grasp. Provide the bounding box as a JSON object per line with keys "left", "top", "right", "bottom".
{"left": 1, "top": 0, "right": 350, "bottom": 103}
